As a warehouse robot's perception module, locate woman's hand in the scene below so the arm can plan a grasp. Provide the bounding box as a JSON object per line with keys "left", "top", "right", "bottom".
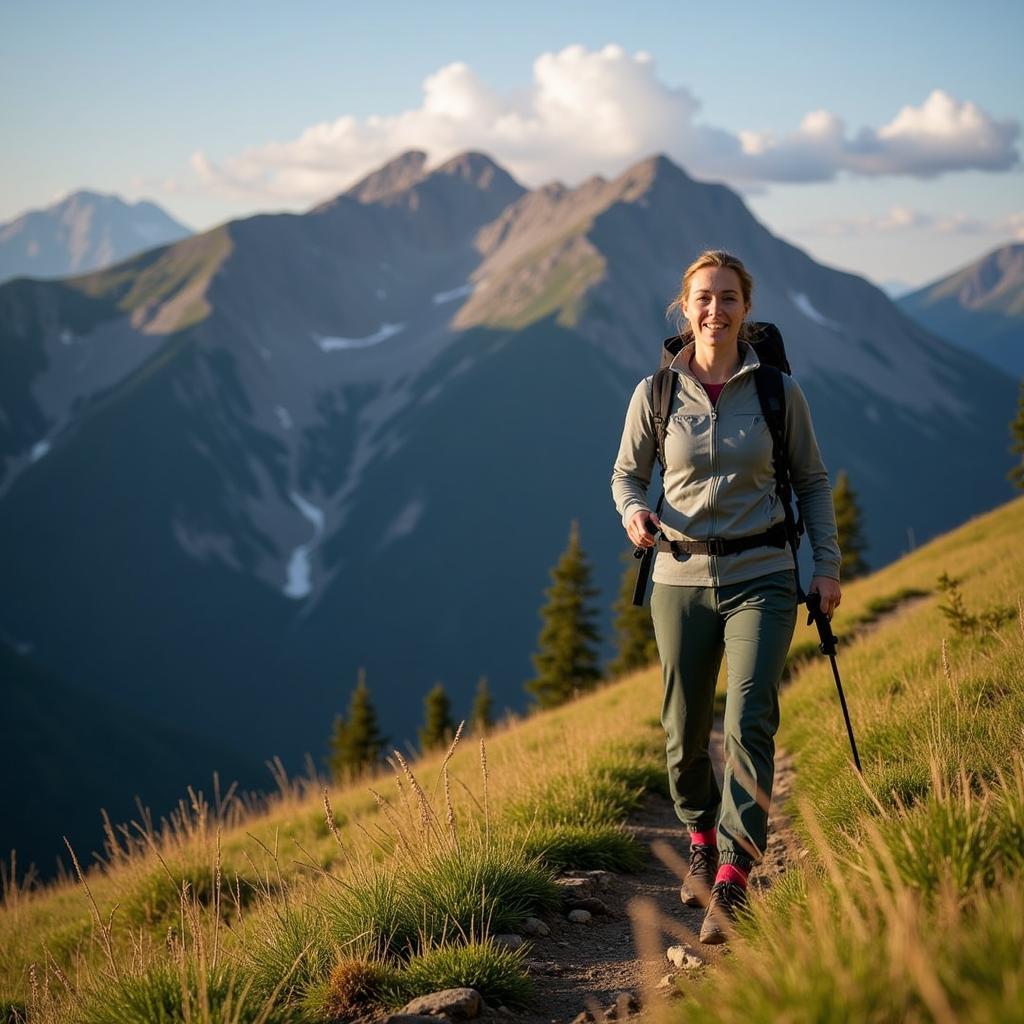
{"left": 809, "top": 576, "right": 841, "bottom": 618}
{"left": 627, "top": 509, "right": 662, "bottom": 549}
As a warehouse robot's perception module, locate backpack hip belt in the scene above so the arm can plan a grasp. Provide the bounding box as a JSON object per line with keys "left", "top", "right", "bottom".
{"left": 656, "top": 522, "right": 788, "bottom": 557}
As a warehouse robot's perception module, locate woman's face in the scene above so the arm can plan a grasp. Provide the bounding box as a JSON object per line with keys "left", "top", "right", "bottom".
{"left": 681, "top": 266, "right": 750, "bottom": 353}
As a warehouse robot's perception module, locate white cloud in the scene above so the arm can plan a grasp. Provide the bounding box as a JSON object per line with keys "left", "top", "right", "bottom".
{"left": 178, "top": 46, "right": 1021, "bottom": 206}
{"left": 802, "top": 206, "right": 1024, "bottom": 238}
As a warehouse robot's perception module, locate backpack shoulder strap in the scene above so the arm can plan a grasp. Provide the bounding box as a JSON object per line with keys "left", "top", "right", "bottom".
{"left": 650, "top": 367, "right": 676, "bottom": 472}
{"left": 754, "top": 365, "right": 807, "bottom": 601}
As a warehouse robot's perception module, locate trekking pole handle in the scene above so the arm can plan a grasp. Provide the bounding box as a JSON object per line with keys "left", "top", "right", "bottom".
{"left": 805, "top": 591, "right": 838, "bottom": 657}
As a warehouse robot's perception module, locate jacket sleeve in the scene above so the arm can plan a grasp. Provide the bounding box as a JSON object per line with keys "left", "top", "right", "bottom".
{"left": 783, "top": 376, "right": 842, "bottom": 581}
{"left": 611, "top": 377, "right": 658, "bottom": 529}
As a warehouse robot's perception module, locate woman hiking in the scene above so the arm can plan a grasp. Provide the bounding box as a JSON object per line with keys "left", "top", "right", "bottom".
{"left": 610, "top": 249, "right": 841, "bottom": 943}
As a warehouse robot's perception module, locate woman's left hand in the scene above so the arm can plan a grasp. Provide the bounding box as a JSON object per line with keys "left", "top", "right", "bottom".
{"left": 808, "top": 576, "right": 842, "bottom": 618}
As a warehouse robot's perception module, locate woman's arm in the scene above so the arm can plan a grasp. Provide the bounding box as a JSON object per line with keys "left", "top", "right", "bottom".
{"left": 783, "top": 376, "right": 842, "bottom": 588}
{"left": 611, "top": 377, "right": 658, "bottom": 531}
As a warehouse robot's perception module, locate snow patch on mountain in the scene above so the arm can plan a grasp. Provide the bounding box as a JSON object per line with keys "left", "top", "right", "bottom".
{"left": 790, "top": 292, "right": 842, "bottom": 329}
{"left": 283, "top": 491, "right": 325, "bottom": 599}
{"left": 315, "top": 323, "right": 405, "bottom": 351}
{"left": 433, "top": 283, "right": 474, "bottom": 305}
{"left": 381, "top": 497, "right": 425, "bottom": 547}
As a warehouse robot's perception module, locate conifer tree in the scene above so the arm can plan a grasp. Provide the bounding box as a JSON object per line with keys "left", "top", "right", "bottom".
{"left": 525, "top": 520, "right": 602, "bottom": 709}
{"left": 1010, "top": 380, "right": 1024, "bottom": 490}
{"left": 608, "top": 548, "right": 659, "bottom": 677}
{"left": 833, "top": 470, "right": 869, "bottom": 580}
{"left": 329, "top": 669, "right": 387, "bottom": 782}
{"left": 419, "top": 682, "right": 454, "bottom": 753}
{"left": 471, "top": 675, "right": 495, "bottom": 735}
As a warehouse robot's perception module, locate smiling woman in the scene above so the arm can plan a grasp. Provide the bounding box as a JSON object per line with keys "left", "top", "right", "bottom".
{"left": 610, "top": 248, "right": 842, "bottom": 945}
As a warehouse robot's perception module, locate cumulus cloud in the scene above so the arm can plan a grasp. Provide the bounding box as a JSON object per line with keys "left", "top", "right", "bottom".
{"left": 180, "top": 44, "right": 1021, "bottom": 206}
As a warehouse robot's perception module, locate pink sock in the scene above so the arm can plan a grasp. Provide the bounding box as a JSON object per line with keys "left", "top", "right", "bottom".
{"left": 690, "top": 828, "right": 717, "bottom": 847}
{"left": 716, "top": 863, "right": 749, "bottom": 888}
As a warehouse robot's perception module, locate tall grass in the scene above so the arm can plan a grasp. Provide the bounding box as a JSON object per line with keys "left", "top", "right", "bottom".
{"left": 663, "top": 497, "right": 1024, "bottom": 1022}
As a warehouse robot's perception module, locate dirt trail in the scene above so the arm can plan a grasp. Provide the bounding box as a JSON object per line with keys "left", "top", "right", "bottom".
{"left": 504, "top": 596, "right": 929, "bottom": 1024}
{"left": 507, "top": 720, "right": 802, "bottom": 1024}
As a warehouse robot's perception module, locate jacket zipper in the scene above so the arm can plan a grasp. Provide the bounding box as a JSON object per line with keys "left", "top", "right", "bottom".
{"left": 697, "top": 363, "right": 755, "bottom": 586}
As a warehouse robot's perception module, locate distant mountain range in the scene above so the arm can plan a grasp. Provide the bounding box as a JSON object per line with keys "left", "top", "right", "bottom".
{"left": 0, "top": 191, "right": 192, "bottom": 283}
{"left": 899, "top": 243, "right": 1024, "bottom": 377}
{"left": 0, "top": 149, "right": 1018, "bottom": 872}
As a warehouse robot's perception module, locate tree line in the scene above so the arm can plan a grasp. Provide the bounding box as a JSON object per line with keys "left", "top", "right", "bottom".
{"left": 327, "top": 472, "right": 869, "bottom": 779}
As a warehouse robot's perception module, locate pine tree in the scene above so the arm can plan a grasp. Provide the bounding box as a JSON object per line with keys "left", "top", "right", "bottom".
{"left": 328, "top": 669, "right": 387, "bottom": 782}
{"left": 608, "top": 548, "right": 659, "bottom": 677}
{"left": 419, "top": 682, "right": 454, "bottom": 753}
{"left": 833, "top": 470, "right": 869, "bottom": 580}
{"left": 525, "top": 520, "right": 602, "bottom": 709}
{"left": 1010, "top": 379, "right": 1024, "bottom": 490}
{"left": 470, "top": 676, "right": 495, "bottom": 735}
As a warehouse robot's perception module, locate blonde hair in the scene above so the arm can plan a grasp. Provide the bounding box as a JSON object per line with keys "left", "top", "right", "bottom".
{"left": 666, "top": 249, "right": 754, "bottom": 338}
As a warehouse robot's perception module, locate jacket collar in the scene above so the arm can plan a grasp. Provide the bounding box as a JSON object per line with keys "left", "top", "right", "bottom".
{"left": 669, "top": 339, "right": 760, "bottom": 383}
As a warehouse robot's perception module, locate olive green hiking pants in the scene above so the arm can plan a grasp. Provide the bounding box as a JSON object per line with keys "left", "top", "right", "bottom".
{"left": 650, "top": 570, "right": 797, "bottom": 872}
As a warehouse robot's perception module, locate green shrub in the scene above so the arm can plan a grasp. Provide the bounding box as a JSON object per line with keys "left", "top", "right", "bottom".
{"left": 385, "top": 939, "right": 532, "bottom": 1009}
{"left": 240, "top": 900, "right": 337, "bottom": 1006}
{"left": 122, "top": 860, "right": 260, "bottom": 927}
{"left": 77, "top": 960, "right": 298, "bottom": 1024}
{"left": 520, "top": 822, "right": 644, "bottom": 872}
{"left": 314, "top": 840, "right": 559, "bottom": 958}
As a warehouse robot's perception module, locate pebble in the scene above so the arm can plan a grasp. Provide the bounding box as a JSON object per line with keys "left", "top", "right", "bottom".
{"left": 666, "top": 945, "right": 706, "bottom": 970}
{"left": 526, "top": 959, "right": 562, "bottom": 976}
{"left": 564, "top": 896, "right": 609, "bottom": 916}
{"left": 563, "top": 869, "right": 613, "bottom": 891}
{"left": 567, "top": 909, "right": 592, "bottom": 924}
{"left": 523, "top": 916, "right": 551, "bottom": 936}
{"left": 492, "top": 933, "right": 525, "bottom": 950}
{"left": 557, "top": 876, "right": 595, "bottom": 897}
{"left": 399, "top": 988, "right": 482, "bottom": 1020}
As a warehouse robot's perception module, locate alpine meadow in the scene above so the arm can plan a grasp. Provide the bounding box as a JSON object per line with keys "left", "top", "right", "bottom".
{"left": 1, "top": 493, "right": 1022, "bottom": 1022}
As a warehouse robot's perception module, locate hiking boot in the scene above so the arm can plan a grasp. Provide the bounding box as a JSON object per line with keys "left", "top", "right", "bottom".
{"left": 679, "top": 843, "right": 719, "bottom": 908}
{"left": 698, "top": 880, "right": 748, "bottom": 944}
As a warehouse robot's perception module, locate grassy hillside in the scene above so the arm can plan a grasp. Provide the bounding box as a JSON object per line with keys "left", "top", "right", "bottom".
{"left": 2, "top": 495, "right": 1023, "bottom": 1022}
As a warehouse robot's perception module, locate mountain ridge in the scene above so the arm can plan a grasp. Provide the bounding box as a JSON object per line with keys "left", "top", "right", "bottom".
{"left": 0, "top": 190, "right": 192, "bottom": 284}
{"left": 898, "top": 242, "right": 1024, "bottom": 375}
{"left": 0, "top": 149, "right": 1016, "bottom": 858}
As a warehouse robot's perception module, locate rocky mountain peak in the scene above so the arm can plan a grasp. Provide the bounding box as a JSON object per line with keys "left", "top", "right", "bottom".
{"left": 432, "top": 150, "right": 521, "bottom": 193}
{"left": 343, "top": 150, "right": 429, "bottom": 204}
{"left": 609, "top": 152, "right": 694, "bottom": 203}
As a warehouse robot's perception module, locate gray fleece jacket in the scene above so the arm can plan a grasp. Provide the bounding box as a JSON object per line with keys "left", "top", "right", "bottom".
{"left": 611, "top": 339, "right": 841, "bottom": 587}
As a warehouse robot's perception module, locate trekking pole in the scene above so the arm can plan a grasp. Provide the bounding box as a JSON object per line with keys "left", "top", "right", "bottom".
{"left": 805, "top": 592, "right": 862, "bottom": 774}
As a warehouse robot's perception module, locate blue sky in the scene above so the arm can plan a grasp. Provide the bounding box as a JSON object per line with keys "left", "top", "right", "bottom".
{"left": 2, "top": 0, "right": 1022, "bottom": 287}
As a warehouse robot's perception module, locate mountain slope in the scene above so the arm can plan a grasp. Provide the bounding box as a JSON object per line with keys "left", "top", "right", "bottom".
{"left": 0, "top": 191, "right": 192, "bottom": 283}
{"left": 899, "top": 242, "right": 1024, "bottom": 376}
{"left": 0, "top": 641, "right": 264, "bottom": 877}
{"left": 0, "top": 149, "right": 1017, "bottom": 819}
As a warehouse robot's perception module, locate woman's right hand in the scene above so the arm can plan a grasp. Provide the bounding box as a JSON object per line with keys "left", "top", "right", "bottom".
{"left": 627, "top": 509, "right": 662, "bottom": 549}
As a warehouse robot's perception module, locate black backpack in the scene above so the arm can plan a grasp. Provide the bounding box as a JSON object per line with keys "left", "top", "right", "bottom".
{"left": 631, "top": 322, "right": 805, "bottom": 605}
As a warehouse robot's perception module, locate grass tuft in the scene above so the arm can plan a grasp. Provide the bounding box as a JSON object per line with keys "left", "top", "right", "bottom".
{"left": 521, "top": 822, "right": 644, "bottom": 872}
{"left": 385, "top": 939, "right": 532, "bottom": 1010}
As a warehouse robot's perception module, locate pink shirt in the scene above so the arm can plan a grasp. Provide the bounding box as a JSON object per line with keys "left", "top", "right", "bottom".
{"left": 702, "top": 381, "right": 726, "bottom": 406}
